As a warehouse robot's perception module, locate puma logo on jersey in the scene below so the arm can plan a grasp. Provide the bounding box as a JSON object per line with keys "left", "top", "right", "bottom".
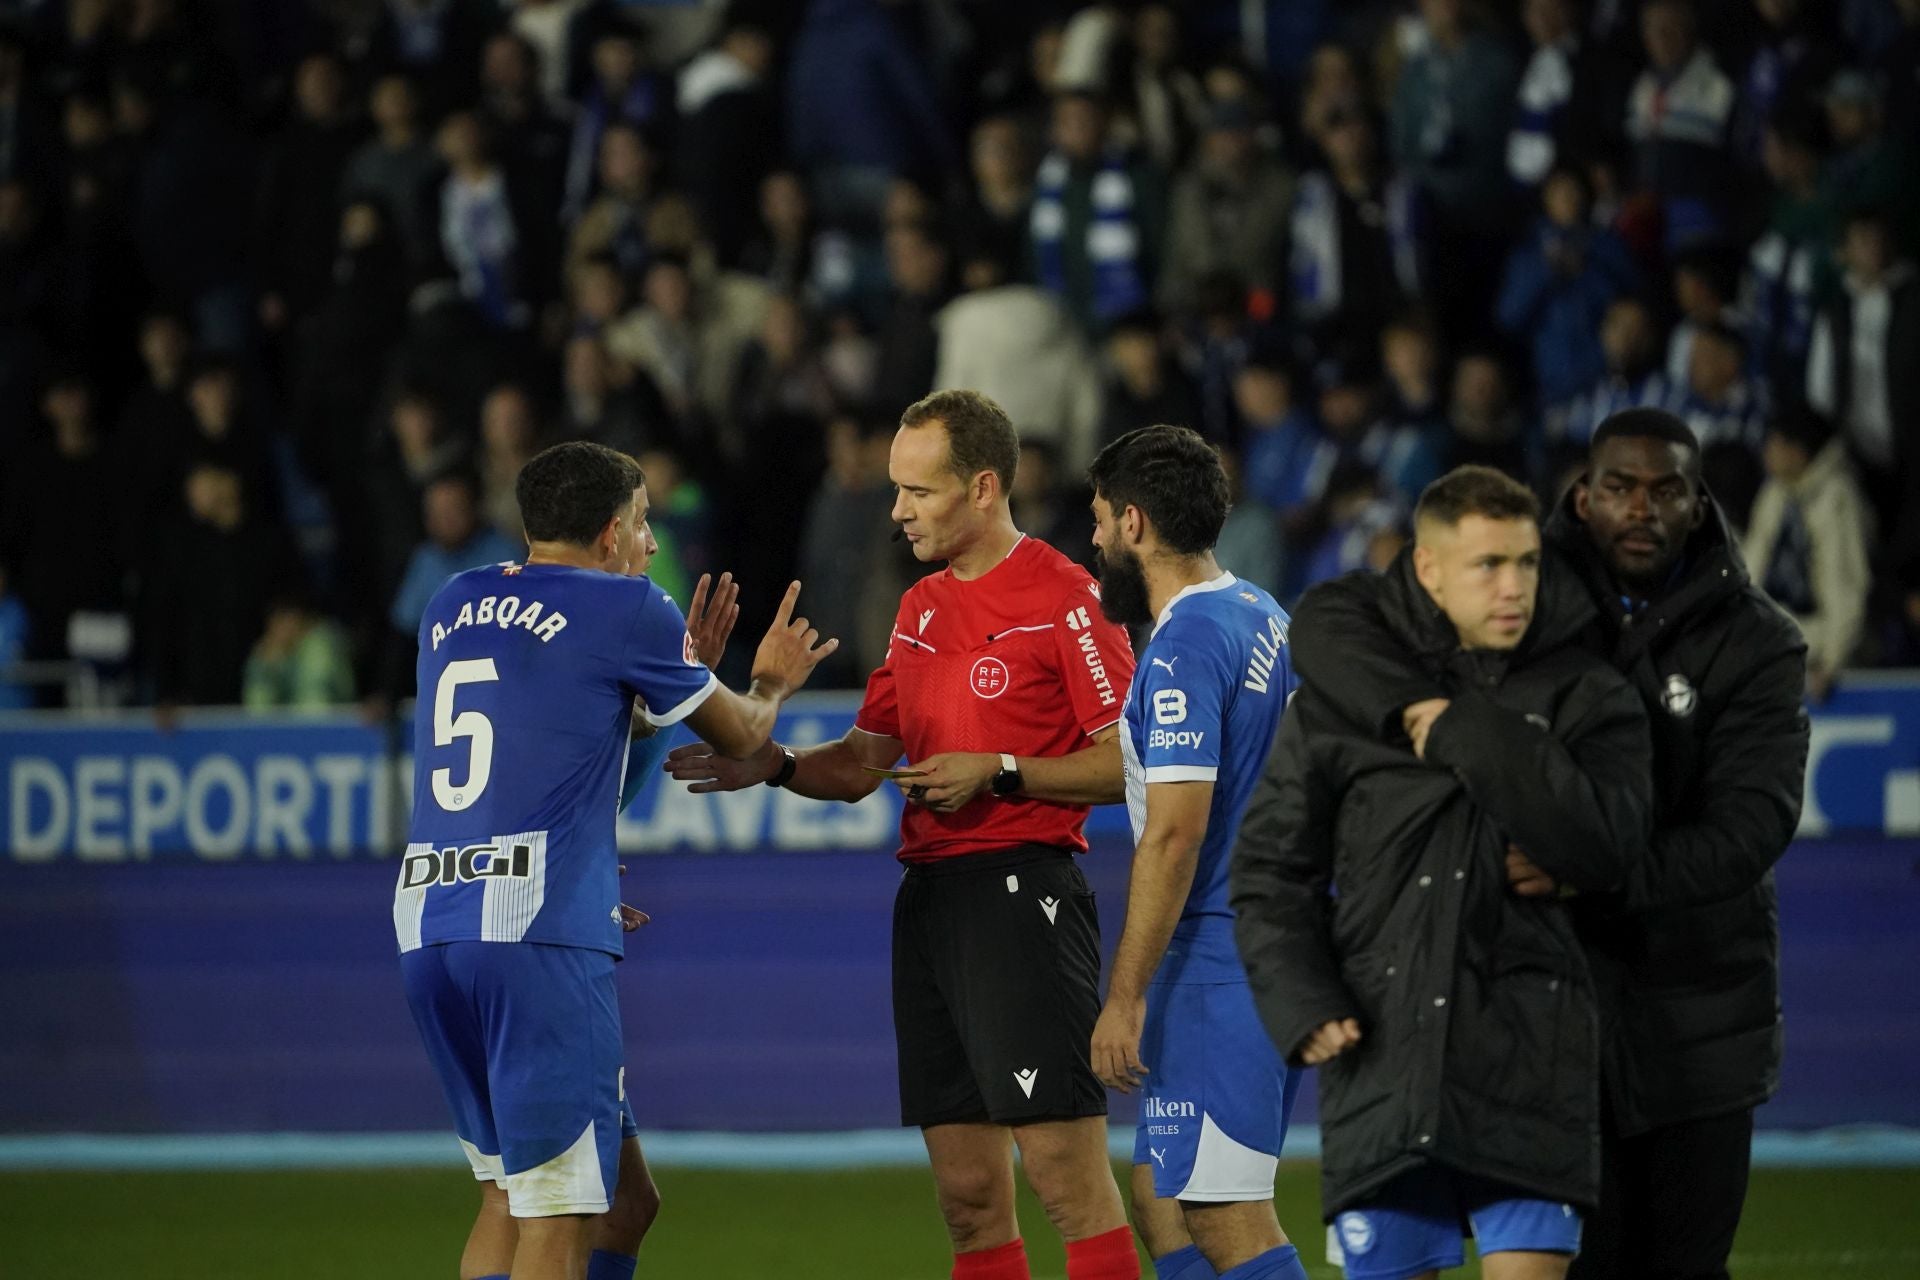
{"left": 1150, "top": 657, "right": 1178, "bottom": 674}
{"left": 918, "top": 608, "right": 935, "bottom": 634}
{"left": 1014, "top": 1068, "right": 1039, "bottom": 1098}
{"left": 1040, "top": 896, "right": 1060, "bottom": 924}
{"left": 1149, "top": 1148, "right": 1167, "bottom": 1168}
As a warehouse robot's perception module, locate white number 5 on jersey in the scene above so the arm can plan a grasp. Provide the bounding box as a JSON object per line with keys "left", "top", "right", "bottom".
{"left": 434, "top": 659, "right": 499, "bottom": 811}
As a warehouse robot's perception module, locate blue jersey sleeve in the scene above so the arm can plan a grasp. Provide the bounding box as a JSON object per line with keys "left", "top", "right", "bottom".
{"left": 621, "top": 585, "right": 720, "bottom": 728}
{"left": 1136, "top": 616, "right": 1233, "bottom": 784}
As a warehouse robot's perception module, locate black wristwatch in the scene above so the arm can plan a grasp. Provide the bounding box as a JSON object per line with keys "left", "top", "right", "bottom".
{"left": 765, "top": 744, "right": 798, "bottom": 789}
{"left": 990, "top": 752, "right": 1023, "bottom": 797}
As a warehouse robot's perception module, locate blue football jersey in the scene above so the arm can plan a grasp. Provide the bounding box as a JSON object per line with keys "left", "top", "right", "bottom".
{"left": 1120, "top": 573, "right": 1293, "bottom": 983}
{"left": 393, "top": 562, "right": 718, "bottom": 958}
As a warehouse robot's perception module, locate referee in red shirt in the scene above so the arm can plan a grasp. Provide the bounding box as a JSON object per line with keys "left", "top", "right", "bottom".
{"left": 669, "top": 390, "right": 1143, "bottom": 1280}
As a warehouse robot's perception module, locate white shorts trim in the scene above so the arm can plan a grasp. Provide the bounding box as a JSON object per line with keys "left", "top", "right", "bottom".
{"left": 503, "top": 1119, "right": 611, "bottom": 1218}
{"left": 1174, "top": 1112, "right": 1280, "bottom": 1203}
{"left": 459, "top": 1138, "right": 506, "bottom": 1185}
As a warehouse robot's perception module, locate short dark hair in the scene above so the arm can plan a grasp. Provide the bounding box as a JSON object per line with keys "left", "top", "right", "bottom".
{"left": 899, "top": 389, "right": 1020, "bottom": 493}
{"left": 516, "top": 441, "right": 644, "bottom": 545}
{"left": 1414, "top": 465, "right": 1540, "bottom": 531}
{"left": 1590, "top": 407, "right": 1703, "bottom": 479}
{"left": 1767, "top": 400, "right": 1836, "bottom": 455}
{"left": 1088, "top": 425, "right": 1230, "bottom": 556}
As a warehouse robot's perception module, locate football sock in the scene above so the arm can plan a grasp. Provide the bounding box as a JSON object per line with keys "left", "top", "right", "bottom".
{"left": 586, "top": 1249, "right": 638, "bottom": 1280}
{"left": 1066, "top": 1224, "right": 1142, "bottom": 1279}
{"left": 1218, "top": 1244, "right": 1306, "bottom": 1280}
{"left": 952, "top": 1237, "right": 1031, "bottom": 1280}
{"left": 1152, "top": 1243, "right": 1217, "bottom": 1279}
{"left": 473, "top": 1274, "right": 509, "bottom": 1280}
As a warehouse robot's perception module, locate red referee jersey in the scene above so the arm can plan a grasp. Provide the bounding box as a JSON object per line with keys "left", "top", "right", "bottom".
{"left": 854, "top": 535, "right": 1136, "bottom": 863}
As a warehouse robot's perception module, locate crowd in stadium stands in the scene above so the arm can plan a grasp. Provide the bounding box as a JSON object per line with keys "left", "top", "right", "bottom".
{"left": 1, "top": 0, "right": 1917, "bottom": 710}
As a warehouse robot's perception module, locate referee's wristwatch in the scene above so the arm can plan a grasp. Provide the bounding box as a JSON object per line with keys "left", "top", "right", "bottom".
{"left": 765, "top": 744, "right": 798, "bottom": 789}
{"left": 990, "top": 752, "right": 1023, "bottom": 797}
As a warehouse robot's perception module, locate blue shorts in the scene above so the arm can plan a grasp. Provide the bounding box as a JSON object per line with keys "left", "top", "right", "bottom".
{"left": 1328, "top": 1165, "right": 1583, "bottom": 1279}
{"left": 1131, "top": 979, "right": 1301, "bottom": 1201}
{"left": 401, "top": 941, "right": 625, "bottom": 1217}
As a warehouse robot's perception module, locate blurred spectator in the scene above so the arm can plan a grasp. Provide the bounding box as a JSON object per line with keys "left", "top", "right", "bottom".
{"left": 1010, "top": 438, "right": 1092, "bottom": 568}
{"left": 436, "top": 111, "right": 529, "bottom": 331}
{"left": 1561, "top": 296, "right": 1678, "bottom": 450}
{"left": 1497, "top": 164, "right": 1639, "bottom": 411}
{"left": 1378, "top": 313, "right": 1448, "bottom": 439}
{"left": 341, "top": 74, "right": 440, "bottom": 275}
{"left": 389, "top": 472, "right": 518, "bottom": 643}
{"left": 368, "top": 389, "right": 469, "bottom": 620}
{"left": 366, "top": 0, "right": 488, "bottom": 117}
{"left": 1211, "top": 447, "right": 1284, "bottom": 597}
{"left": 477, "top": 382, "right": 543, "bottom": 543}
{"left": 1291, "top": 460, "right": 1406, "bottom": 600}
{"left": 798, "top": 415, "right": 896, "bottom": 687}
{"left": 634, "top": 447, "right": 707, "bottom": 605}
{"left": 953, "top": 116, "right": 1034, "bottom": 285}
{"left": 1316, "top": 356, "right": 1442, "bottom": 510}
{"left": 1678, "top": 320, "right": 1770, "bottom": 519}
{"left": 1289, "top": 105, "right": 1425, "bottom": 358}
{"left": 1627, "top": 0, "right": 1737, "bottom": 246}
{"left": 1029, "top": 90, "right": 1167, "bottom": 337}
{"left": 1507, "top": 0, "right": 1604, "bottom": 189}
{"left": 785, "top": 0, "right": 957, "bottom": 226}
{"left": 478, "top": 29, "right": 568, "bottom": 225}
{"left": 1159, "top": 97, "right": 1292, "bottom": 315}
{"left": 821, "top": 306, "right": 880, "bottom": 408}
{"left": 1236, "top": 356, "right": 1332, "bottom": 522}
{"left": 564, "top": 32, "right": 662, "bottom": 225}
{"left": 566, "top": 253, "right": 630, "bottom": 338}
{"left": 1821, "top": 68, "right": 1917, "bottom": 242}
{"left": 606, "top": 251, "right": 771, "bottom": 429}
{"left": 1807, "top": 207, "right": 1920, "bottom": 525}
{"left": 510, "top": 0, "right": 593, "bottom": 110}
{"left": 565, "top": 121, "right": 656, "bottom": 283}
{"left": 1098, "top": 309, "right": 1201, "bottom": 449}
{"left": 0, "top": 559, "right": 30, "bottom": 709}
{"left": 1295, "top": 42, "right": 1366, "bottom": 157}
{"left": 933, "top": 250, "right": 1102, "bottom": 470}
{"left": 0, "top": 372, "right": 124, "bottom": 668}
{"left": 560, "top": 333, "right": 656, "bottom": 457}
{"left": 1119, "top": 3, "right": 1208, "bottom": 172}
{"left": 1388, "top": 0, "right": 1520, "bottom": 337}
{"left": 676, "top": 19, "right": 777, "bottom": 267}
{"left": 243, "top": 590, "right": 356, "bottom": 709}
{"left": 255, "top": 53, "right": 363, "bottom": 336}
{"left": 1444, "top": 351, "right": 1529, "bottom": 479}
{"left": 1731, "top": 0, "right": 1841, "bottom": 172}
{"left": 1744, "top": 403, "right": 1871, "bottom": 700}
{"left": 148, "top": 465, "right": 290, "bottom": 706}
{"left": 1665, "top": 245, "right": 1741, "bottom": 385}
{"left": 871, "top": 220, "right": 950, "bottom": 417}
{"left": 182, "top": 357, "right": 276, "bottom": 517}
{"left": 1743, "top": 110, "right": 1838, "bottom": 390}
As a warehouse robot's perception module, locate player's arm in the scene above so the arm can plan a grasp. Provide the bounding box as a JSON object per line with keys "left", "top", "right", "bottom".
{"left": 665, "top": 724, "right": 904, "bottom": 800}
{"left": 681, "top": 582, "right": 837, "bottom": 759}
{"left": 906, "top": 723, "right": 1123, "bottom": 812}
{"left": 1091, "top": 778, "right": 1211, "bottom": 1092}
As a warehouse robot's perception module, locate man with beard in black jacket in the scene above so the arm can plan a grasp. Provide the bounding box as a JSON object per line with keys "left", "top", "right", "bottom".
{"left": 1232, "top": 465, "right": 1652, "bottom": 1280}
{"left": 1283, "top": 410, "right": 1810, "bottom": 1280}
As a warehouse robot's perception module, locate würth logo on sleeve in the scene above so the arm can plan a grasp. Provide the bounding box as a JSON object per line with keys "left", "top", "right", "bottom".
{"left": 1077, "top": 631, "right": 1116, "bottom": 706}
{"left": 970, "top": 656, "right": 1011, "bottom": 699}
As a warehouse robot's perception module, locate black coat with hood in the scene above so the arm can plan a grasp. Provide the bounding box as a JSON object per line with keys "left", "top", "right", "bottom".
{"left": 1231, "top": 548, "right": 1652, "bottom": 1216}
{"left": 1287, "top": 488, "right": 1809, "bottom": 1137}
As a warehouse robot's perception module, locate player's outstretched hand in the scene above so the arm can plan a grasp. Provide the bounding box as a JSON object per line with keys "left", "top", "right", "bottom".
{"left": 665, "top": 739, "right": 781, "bottom": 792}
{"left": 688, "top": 571, "right": 741, "bottom": 669}
{"left": 901, "top": 752, "right": 998, "bottom": 813}
{"left": 750, "top": 580, "right": 839, "bottom": 696}
{"left": 1505, "top": 844, "right": 1560, "bottom": 898}
{"left": 1298, "top": 1017, "right": 1363, "bottom": 1066}
{"left": 1091, "top": 996, "right": 1149, "bottom": 1093}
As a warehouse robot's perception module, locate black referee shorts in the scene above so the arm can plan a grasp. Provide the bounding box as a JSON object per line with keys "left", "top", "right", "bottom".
{"left": 892, "top": 844, "right": 1108, "bottom": 1129}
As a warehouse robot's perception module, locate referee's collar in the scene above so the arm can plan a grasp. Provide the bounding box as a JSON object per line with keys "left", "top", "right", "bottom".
{"left": 1150, "top": 571, "right": 1237, "bottom": 640}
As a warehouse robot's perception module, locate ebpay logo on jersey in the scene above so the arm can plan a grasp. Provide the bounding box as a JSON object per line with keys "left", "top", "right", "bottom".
{"left": 1148, "top": 728, "right": 1206, "bottom": 751}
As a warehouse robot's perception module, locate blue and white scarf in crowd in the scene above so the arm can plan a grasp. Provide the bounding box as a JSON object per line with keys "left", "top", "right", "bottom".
{"left": 1030, "top": 150, "right": 1149, "bottom": 325}
{"left": 443, "top": 169, "right": 523, "bottom": 330}
{"left": 1288, "top": 171, "right": 1426, "bottom": 325}
{"left": 1508, "top": 38, "right": 1577, "bottom": 185}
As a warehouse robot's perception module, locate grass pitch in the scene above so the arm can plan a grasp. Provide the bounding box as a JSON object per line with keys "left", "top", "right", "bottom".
{"left": 3, "top": 1163, "right": 1917, "bottom": 1278}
